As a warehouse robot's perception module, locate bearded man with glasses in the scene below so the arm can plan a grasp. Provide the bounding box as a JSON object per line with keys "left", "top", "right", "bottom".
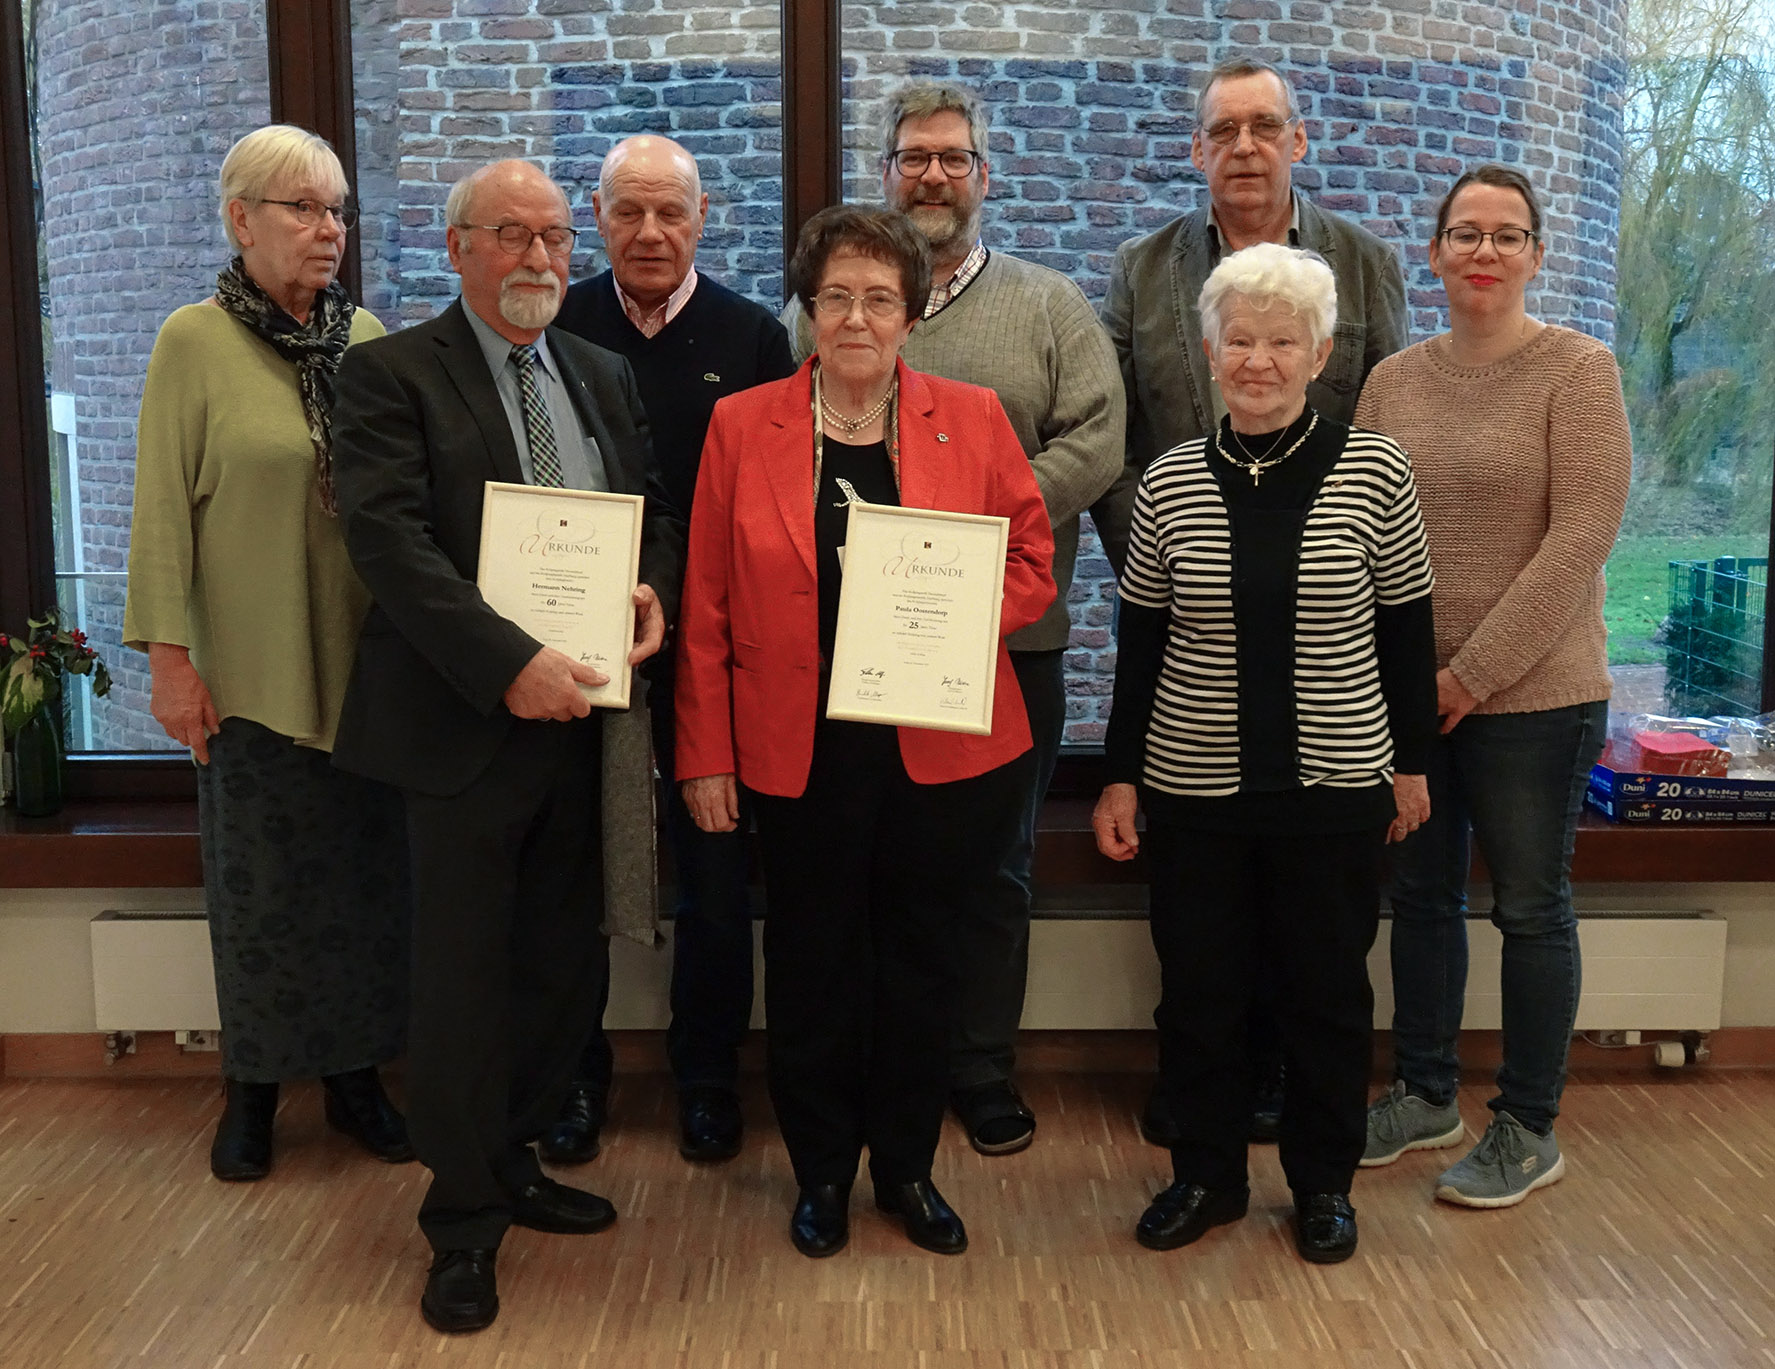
{"left": 786, "top": 79, "right": 1124, "bottom": 1163}
{"left": 1089, "top": 56, "right": 1410, "bottom": 1156}
{"left": 329, "top": 160, "right": 685, "bottom": 1334}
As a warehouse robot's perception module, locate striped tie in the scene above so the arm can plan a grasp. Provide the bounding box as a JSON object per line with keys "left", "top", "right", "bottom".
{"left": 510, "top": 343, "right": 565, "bottom": 488}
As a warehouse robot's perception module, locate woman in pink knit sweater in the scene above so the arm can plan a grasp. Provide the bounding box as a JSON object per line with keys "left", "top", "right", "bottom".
{"left": 1352, "top": 164, "right": 1631, "bottom": 1210}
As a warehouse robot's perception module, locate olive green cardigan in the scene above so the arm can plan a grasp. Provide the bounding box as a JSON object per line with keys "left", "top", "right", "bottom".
{"left": 123, "top": 301, "right": 387, "bottom": 752}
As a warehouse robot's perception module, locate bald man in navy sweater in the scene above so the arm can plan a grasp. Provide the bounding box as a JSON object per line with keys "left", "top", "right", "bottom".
{"left": 545, "top": 135, "right": 795, "bottom": 1167}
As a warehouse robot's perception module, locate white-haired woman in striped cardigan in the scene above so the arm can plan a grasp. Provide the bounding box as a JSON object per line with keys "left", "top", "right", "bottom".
{"left": 1093, "top": 242, "right": 1437, "bottom": 1266}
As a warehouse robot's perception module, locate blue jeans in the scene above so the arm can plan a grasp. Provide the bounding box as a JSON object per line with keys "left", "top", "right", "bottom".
{"left": 1387, "top": 700, "right": 1606, "bottom": 1135}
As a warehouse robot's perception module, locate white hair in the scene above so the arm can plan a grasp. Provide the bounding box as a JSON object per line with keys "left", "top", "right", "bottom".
{"left": 1198, "top": 242, "right": 1337, "bottom": 350}
{"left": 218, "top": 124, "right": 344, "bottom": 253}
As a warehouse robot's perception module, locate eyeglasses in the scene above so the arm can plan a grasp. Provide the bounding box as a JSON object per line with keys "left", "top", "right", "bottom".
{"left": 1198, "top": 116, "right": 1299, "bottom": 147}
{"left": 464, "top": 224, "right": 580, "bottom": 257}
{"left": 1439, "top": 226, "right": 1537, "bottom": 256}
{"left": 258, "top": 197, "right": 358, "bottom": 229}
{"left": 812, "top": 288, "right": 907, "bottom": 321}
{"left": 885, "top": 148, "right": 982, "bottom": 178}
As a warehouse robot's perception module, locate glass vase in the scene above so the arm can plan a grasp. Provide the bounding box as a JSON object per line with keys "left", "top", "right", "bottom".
{"left": 12, "top": 705, "right": 65, "bottom": 818}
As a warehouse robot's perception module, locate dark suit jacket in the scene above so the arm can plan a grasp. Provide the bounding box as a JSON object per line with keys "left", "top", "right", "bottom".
{"left": 674, "top": 358, "right": 1056, "bottom": 798}
{"left": 329, "top": 298, "right": 687, "bottom": 797}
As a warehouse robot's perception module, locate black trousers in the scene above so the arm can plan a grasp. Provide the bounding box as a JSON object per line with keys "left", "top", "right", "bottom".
{"left": 950, "top": 647, "right": 1066, "bottom": 1091}
{"left": 1146, "top": 822, "right": 1384, "bottom": 1197}
{"left": 403, "top": 716, "right": 608, "bottom": 1253}
{"left": 572, "top": 668, "right": 755, "bottom": 1104}
{"left": 751, "top": 717, "right": 1032, "bottom": 1189}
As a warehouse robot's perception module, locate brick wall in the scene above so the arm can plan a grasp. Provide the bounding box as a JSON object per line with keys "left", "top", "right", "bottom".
{"left": 35, "top": 0, "right": 270, "bottom": 750}
{"left": 838, "top": 0, "right": 1628, "bottom": 741}
{"left": 352, "top": 0, "right": 787, "bottom": 325}
{"left": 35, "top": 0, "right": 1627, "bottom": 750}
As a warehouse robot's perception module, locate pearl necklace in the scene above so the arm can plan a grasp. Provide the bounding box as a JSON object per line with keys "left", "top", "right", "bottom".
{"left": 819, "top": 384, "right": 893, "bottom": 435}
{"left": 1216, "top": 411, "right": 1318, "bottom": 485}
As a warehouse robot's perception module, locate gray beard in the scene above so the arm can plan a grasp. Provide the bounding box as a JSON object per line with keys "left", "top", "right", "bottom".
{"left": 907, "top": 201, "right": 979, "bottom": 257}
{"left": 499, "top": 278, "right": 562, "bottom": 330}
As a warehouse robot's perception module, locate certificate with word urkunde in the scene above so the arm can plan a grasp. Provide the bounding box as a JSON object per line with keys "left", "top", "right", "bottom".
{"left": 826, "top": 501, "right": 1009, "bottom": 735}
{"left": 476, "top": 482, "right": 644, "bottom": 710}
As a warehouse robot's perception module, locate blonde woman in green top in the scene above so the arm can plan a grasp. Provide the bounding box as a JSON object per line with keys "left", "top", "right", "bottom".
{"left": 124, "top": 124, "right": 413, "bottom": 1183}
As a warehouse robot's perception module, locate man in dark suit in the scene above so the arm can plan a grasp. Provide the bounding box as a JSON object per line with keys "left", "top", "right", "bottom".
{"left": 541, "top": 134, "right": 795, "bottom": 1168}
{"left": 330, "top": 159, "right": 685, "bottom": 1335}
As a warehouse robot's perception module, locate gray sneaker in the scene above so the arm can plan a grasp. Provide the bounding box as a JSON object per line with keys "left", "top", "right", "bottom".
{"left": 1434, "top": 1111, "right": 1566, "bottom": 1208}
{"left": 1360, "top": 1081, "right": 1465, "bottom": 1167}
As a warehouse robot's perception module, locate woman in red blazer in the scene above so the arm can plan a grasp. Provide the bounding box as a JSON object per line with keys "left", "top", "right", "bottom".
{"left": 676, "top": 207, "right": 1055, "bottom": 1260}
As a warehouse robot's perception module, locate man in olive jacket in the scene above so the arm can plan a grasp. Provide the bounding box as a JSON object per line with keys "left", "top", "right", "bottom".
{"left": 1090, "top": 56, "right": 1409, "bottom": 574}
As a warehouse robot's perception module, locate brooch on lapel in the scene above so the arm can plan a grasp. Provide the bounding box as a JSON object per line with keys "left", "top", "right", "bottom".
{"left": 937, "top": 433, "right": 949, "bottom": 443}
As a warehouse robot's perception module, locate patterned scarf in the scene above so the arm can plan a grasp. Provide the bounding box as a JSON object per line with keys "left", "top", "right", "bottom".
{"left": 214, "top": 257, "right": 355, "bottom": 514}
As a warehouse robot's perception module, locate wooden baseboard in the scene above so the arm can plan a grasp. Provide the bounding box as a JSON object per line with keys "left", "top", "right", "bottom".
{"left": 6, "top": 1027, "right": 1774, "bottom": 1080}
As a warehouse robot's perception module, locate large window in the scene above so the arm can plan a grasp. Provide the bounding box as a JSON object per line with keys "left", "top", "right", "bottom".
{"left": 25, "top": 0, "right": 270, "bottom": 753}
{"left": 1608, "top": 0, "right": 1772, "bottom": 719}
{"left": 3, "top": 0, "right": 1771, "bottom": 786}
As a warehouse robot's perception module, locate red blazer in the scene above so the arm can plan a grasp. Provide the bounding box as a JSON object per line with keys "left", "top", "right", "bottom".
{"left": 675, "top": 358, "right": 1057, "bottom": 797}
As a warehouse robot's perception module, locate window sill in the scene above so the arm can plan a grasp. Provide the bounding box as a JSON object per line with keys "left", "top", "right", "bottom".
{"left": 3, "top": 798, "right": 1771, "bottom": 889}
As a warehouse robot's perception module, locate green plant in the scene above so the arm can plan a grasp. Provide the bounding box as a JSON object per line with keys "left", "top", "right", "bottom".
{"left": 1, "top": 608, "right": 111, "bottom": 738}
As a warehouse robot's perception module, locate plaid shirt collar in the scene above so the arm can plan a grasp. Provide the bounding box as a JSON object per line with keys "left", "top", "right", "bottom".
{"left": 923, "top": 239, "right": 989, "bottom": 319}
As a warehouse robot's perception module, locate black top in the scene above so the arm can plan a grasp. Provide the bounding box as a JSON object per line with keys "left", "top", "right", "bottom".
{"left": 554, "top": 270, "right": 797, "bottom": 519}
{"left": 815, "top": 439, "right": 899, "bottom": 668}
{"left": 1105, "top": 411, "right": 1437, "bottom": 834}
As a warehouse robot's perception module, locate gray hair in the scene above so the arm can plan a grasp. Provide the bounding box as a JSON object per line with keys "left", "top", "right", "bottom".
{"left": 218, "top": 124, "right": 345, "bottom": 252}
{"left": 1198, "top": 56, "right": 1301, "bottom": 124}
{"left": 1198, "top": 242, "right": 1337, "bottom": 350}
{"left": 879, "top": 80, "right": 991, "bottom": 162}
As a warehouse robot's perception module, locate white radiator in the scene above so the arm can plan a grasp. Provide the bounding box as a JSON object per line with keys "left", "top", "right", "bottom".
{"left": 85, "top": 909, "right": 1729, "bottom": 1037}
{"left": 1021, "top": 913, "right": 1729, "bottom": 1032}
{"left": 90, "top": 911, "right": 220, "bottom": 1032}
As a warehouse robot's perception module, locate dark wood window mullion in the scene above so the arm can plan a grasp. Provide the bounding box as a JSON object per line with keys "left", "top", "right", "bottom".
{"left": 781, "top": 0, "right": 842, "bottom": 262}
{"left": 0, "top": 2, "right": 53, "bottom": 631}
{"left": 266, "top": 0, "right": 361, "bottom": 301}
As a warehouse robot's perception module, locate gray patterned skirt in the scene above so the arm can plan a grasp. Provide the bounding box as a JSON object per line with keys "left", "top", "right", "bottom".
{"left": 196, "top": 717, "right": 410, "bottom": 1082}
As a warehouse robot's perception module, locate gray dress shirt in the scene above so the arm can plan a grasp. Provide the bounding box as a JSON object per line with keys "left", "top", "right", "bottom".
{"left": 463, "top": 302, "right": 609, "bottom": 492}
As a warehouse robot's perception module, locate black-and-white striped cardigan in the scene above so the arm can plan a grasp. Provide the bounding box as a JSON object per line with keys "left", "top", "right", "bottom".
{"left": 1119, "top": 430, "right": 1435, "bottom": 797}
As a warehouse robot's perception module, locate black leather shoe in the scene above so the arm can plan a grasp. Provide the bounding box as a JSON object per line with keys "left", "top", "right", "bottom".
{"left": 1139, "top": 1087, "right": 1183, "bottom": 1149}
{"left": 538, "top": 1085, "right": 604, "bottom": 1165}
{"left": 1293, "top": 1192, "right": 1358, "bottom": 1264}
{"left": 678, "top": 1087, "right": 743, "bottom": 1163}
{"left": 510, "top": 1177, "right": 617, "bottom": 1234}
{"left": 210, "top": 1079, "right": 278, "bottom": 1182}
{"left": 873, "top": 1179, "right": 967, "bottom": 1255}
{"left": 790, "top": 1183, "right": 851, "bottom": 1258}
{"left": 420, "top": 1248, "right": 498, "bottom": 1334}
{"left": 323, "top": 1067, "right": 416, "bottom": 1163}
{"left": 1135, "top": 1182, "right": 1249, "bottom": 1251}
{"left": 951, "top": 1081, "right": 1036, "bottom": 1156}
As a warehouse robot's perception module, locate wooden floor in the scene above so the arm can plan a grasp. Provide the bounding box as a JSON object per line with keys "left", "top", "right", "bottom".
{"left": 3, "top": 1070, "right": 1774, "bottom": 1368}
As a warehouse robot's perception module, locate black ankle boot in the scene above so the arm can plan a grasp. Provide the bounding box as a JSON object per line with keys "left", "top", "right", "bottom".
{"left": 211, "top": 1079, "right": 278, "bottom": 1181}
{"left": 322, "top": 1066, "right": 416, "bottom": 1163}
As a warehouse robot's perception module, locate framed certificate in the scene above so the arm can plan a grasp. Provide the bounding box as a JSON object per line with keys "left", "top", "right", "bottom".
{"left": 476, "top": 482, "right": 644, "bottom": 710}
{"left": 826, "top": 501, "right": 1009, "bottom": 735}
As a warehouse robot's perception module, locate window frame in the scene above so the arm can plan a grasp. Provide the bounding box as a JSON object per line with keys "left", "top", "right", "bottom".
{"left": 1, "top": 0, "right": 1769, "bottom": 805}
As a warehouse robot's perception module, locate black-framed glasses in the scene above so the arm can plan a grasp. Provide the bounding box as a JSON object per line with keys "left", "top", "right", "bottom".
{"left": 1439, "top": 226, "right": 1537, "bottom": 256}
{"left": 465, "top": 223, "right": 580, "bottom": 257}
{"left": 258, "top": 197, "right": 358, "bottom": 229}
{"left": 1198, "top": 116, "right": 1299, "bottom": 147}
{"left": 812, "top": 287, "right": 907, "bottom": 320}
{"left": 885, "top": 148, "right": 981, "bottom": 178}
